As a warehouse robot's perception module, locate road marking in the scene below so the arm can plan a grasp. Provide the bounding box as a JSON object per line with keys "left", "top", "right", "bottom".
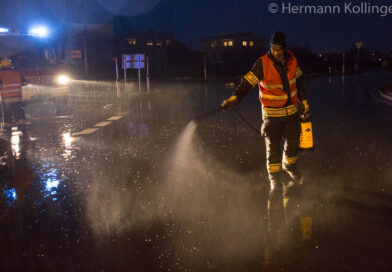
{"left": 72, "top": 128, "right": 99, "bottom": 136}
{"left": 72, "top": 115, "right": 124, "bottom": 137}
{"left": 107, "top": 116, "right": 123, "bottom": 121}
{"left": 94, "top": 121, "right": 112, "bottom": 127}
{"left": 56, "top": 115, "right": 73, "bottom": 119}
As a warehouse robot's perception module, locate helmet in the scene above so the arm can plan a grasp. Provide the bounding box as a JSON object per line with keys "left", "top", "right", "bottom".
{"left": 0, "top": 58, "right": 12, "bottom": 68}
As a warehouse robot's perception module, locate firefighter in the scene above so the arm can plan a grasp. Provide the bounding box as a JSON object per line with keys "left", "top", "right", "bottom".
{"left": 221, "top": 32, "right": 310, "bottom": 259}
{"left": 0, "top": 58, "right": 28, "bottom": 140}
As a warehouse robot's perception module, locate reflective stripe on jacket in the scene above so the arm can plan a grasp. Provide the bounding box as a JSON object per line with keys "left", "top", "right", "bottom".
{"left": 0, "top": 70, "right": 22, "bottom": 103}
{"left": 258, "top": 50, "right": 302, "bottom": 108}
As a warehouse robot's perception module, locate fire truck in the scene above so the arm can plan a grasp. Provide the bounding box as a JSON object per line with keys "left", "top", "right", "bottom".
{"left": 0, "top": 31, "right": 72, "bottom": 101}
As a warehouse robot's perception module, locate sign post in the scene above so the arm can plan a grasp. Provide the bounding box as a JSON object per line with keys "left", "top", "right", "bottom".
{"left": 138, "top": 53, "right": 141, "bottom": 92}
{"left": 122, "top": 54, "right": 146, "bottom": 87}
{"left": 112, "top": 58, "right": 119, "bottom": 81}
{"left": 122, "top": 55, "right": 131, "bottom": 83}
{"left": 146, "top": 56, "right": 150, "bottom": 92}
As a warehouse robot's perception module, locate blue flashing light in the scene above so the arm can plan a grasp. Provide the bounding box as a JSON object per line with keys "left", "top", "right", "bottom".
{"left": 0, "top": 27, "right": 9, "bottom": 33}
{"left": 29, "top": 26, "right": 49, "bottom": 37}
{"left": 5, "top": 188, "right": 17, "bottom": 201}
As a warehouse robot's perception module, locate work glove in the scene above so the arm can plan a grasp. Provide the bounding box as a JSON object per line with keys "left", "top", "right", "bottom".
{"left": 221, "top": 95, "right": 239, "bottom": 110}
{"left": 299, "top": 100, "right": 309, "bottom": 114}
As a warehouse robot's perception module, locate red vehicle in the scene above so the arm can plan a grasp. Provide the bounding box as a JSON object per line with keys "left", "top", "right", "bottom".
{"left": 0, "top": 33, "right": 71, "bottom": 87}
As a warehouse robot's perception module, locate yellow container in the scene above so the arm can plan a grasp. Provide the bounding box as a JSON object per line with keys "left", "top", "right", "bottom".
{"left": 300, "top": 114, "right": 314, "bottom": 150}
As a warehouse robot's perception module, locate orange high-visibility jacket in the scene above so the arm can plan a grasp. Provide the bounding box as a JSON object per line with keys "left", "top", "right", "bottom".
{"left": 258, "top": 50, "right": 302, "bottom": 108}
{"left": 0, "top": 70, "right": 23, "bottom": 103}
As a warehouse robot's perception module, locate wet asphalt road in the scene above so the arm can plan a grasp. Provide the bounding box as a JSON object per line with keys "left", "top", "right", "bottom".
{"left": 1, "top": 71, "right": 392, "bottom": 271}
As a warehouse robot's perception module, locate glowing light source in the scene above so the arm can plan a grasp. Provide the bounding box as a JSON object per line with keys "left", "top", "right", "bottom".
{"left": 57, "top": 74, "right": 70, "bottom": 85}
{"left": 0, "top": 27, "right": 9, "bottom": 33}
{"left": 45, "top": 179, "right": 60, "bottom": 191}
{"left": 11, "top": 131, "right": 22, "bottom": 159}
{"left": 63, "top": 132, "right": 73, "bottom": 147}
{"left": 5, "top": 188, "right": 17, "bottom": 201}
{"left": 29, "top": 26, "right": 49, "bottom": 37}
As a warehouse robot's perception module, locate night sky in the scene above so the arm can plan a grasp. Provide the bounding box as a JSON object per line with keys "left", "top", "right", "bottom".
{"left": 1, "top": 0, "right": 392, "bottom": 53}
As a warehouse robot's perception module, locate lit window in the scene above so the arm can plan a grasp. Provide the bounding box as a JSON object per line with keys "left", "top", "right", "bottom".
{"left": 249, "top": 41, "right": 254, "bottom": 46}
{"left": 129, "top": 39, "right": 136, "bottom": 45}
{"left": 147, "top": 41, "right": 153, "bottom": 46}
{"left": 157, "top": 41, "right": 163, "bottom": 46}
{"left": 211, "top": 43, "right": 214, "bottom": 48}
{"left": 223, "top": 40, "right": 234, "bottom": 47}
{"left": 166, "top": 40, "right": 172, "bottom": 46}
{"left": 242, "top": 41, "right": 247, "bottom": 47}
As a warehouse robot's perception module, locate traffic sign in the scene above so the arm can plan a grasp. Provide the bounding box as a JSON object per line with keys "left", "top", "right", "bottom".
{"left": 122, "top": 54, "right": 145, "bottom": 70}
{"left": 71, "top": 50, "right": 82, "bottom": 59}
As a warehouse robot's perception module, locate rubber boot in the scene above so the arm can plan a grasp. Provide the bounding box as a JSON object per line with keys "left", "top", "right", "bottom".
{"left": 283, "top": 163, "right": 303, "bottom": 184}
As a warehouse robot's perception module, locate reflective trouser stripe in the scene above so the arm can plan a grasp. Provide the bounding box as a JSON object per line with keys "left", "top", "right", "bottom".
{"left": 284, "top": 156, "right": 297, "bottom": 165}
{"left": 268, "top": 163, "right": 282, "bottom": 173}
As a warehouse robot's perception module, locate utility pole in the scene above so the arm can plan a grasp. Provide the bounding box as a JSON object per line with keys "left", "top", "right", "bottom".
{"left": 112, "top": 58, "right": 119, "bottom": 81}
{"left": 83, "top": 24, "right": 89, "bottom": 78}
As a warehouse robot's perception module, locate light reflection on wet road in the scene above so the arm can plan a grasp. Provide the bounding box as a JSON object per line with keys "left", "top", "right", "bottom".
{"left": 1, "top": 72, "right": 392, "bottom": 271}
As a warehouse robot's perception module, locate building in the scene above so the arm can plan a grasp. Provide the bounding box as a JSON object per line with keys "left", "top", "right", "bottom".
{"left": 59, "top": 23, "right": 116, "bottom": 79}
{"left": 201, "top": 32, "right": 267, "bottom": 76}
{"left": 118, "top": 31, "right": 203, "bottom": 78}
{"left": 124, "top": 31, "right": 175, "bottom": 49}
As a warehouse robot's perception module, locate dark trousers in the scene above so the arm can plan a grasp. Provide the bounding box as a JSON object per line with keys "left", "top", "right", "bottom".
{"left": 1, "top": 101, "right": 26, "bottom": 128}
{"left": 262, "top": 113, "right": 301, "bottom": 180}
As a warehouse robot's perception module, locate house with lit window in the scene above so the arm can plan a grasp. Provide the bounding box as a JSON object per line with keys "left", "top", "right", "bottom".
{"left": 201, "top": 32, "right": 267, "bottom": 76}
{"left": 124, "top": 31, "right": 175, "bottom": 50}
{"left": 117, "top": 30, "right": 203, "bottom": 78}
